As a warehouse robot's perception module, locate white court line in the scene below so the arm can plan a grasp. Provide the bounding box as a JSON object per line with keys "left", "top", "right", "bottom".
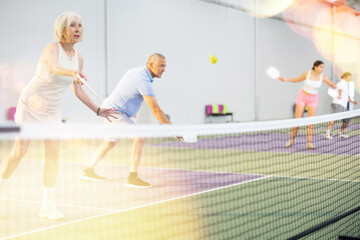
{"left": 73, "top": 160, "right": 360, "bottom": 183}
{"left": 27, "top": 158, "right": 267, "bottom": 177}
{"left": 268, "top": 174, "right": 360, "bottom": 183}
{"left": 0, "top": 197, "right": 117, "bottom": 212}
{"left": 26, "top": 158, "right": 360, "bottom": 183}
{"left": 2, "top": 175, "right": 270, "bottom": 240}
{"left": 142, "top": 166, "right": 360, "bottom": 183}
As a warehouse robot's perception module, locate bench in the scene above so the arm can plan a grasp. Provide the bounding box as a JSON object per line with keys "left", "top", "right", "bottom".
{"left": 205, "top": 104, "right": 233, "bottom": 123}
{"left": 8, "top": 107, "right": 16, "bottom": 121}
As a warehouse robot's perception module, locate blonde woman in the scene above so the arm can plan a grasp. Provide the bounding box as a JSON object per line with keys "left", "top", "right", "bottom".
{"left": 325, "top": 72, "right": 358, "bottom": 139}
{"left": 0, "top": 11, "right": 117, "bottom": 220}
{"left": 280, "top": 60, "right": 336, "bottom": 149}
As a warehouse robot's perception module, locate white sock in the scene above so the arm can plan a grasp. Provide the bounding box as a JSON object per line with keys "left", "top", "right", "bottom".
{"left": 42, "top": 188, "right": 55, "bottom": 204}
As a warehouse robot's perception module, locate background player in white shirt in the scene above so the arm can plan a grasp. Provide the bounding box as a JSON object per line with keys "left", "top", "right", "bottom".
{"left": 325, "top": 72, "right": 358, "bottom": 139}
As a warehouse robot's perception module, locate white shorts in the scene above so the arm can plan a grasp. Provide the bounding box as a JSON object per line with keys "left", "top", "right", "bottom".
{"left": 104, "top": 112, "right": 135, "bottom": 143}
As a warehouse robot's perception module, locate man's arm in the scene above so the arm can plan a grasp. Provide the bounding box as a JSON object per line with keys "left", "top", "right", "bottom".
{"left": 143, "top": 95, "right": 171, "bottom": 124}
{"left": 348, "top": 97, "right": 358, "bottom": 104}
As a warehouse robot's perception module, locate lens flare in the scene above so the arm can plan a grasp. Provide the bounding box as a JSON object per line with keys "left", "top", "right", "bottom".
{"left": 0, "top": 62, "right": 14, "bottom": 89}
{"left": 220, "top": 0, "right": 295, "bottom": 18}
{"left": 0, "top": 63, "right": 12, "bottom": 79}
{"left": 14, "top": 81, "right": 26, "bottom": 94}
{"left": 0, "top": 62, "right": 27, "bottom": 94}
{"left": 313, "top": 6, "right": 360, "bottom": 64}
{"left": 283, "top": 0, "right": 329, "bottom": 39}
{"left": 284, "top": 1, "right": 360, "bottom": 64}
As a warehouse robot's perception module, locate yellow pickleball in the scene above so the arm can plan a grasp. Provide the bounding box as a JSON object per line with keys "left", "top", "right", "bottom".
{"left": 209, "top": 55, "right": 218, "bottom": 64}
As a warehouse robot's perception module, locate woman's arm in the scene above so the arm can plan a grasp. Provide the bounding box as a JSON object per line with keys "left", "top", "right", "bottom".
{"left": 282, "top": 71, "right": 308, "bottom": 83}
{"left": 72, "top": 81, "right": 119, "bottom": 121}
{"left": 72, "top": 81, "right": 98, "bottom": 113}
{"left": 323, "top": 75, "right": 336, "bottom": 89}
{"left": 72, "top": 51, "right": 119, "bottom": 121}
{"left": 71, "top": 49, "right": 97, "bottom": 113}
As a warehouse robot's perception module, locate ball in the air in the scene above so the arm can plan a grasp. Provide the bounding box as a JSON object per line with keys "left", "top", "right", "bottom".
{"left": 209, "top": 55, "right": 218, "bottom": 64}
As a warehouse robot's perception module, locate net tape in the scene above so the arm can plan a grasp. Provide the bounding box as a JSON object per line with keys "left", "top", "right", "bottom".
{"left": 1, "top": 109, "right": 360, "bottom": 140}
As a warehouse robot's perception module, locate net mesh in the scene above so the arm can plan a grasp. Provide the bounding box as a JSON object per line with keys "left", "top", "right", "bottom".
{"left": 0, "top": 110, "right": 360, "bottom": 239}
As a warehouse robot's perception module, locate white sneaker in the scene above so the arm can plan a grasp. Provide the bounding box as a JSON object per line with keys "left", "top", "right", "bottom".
{"left": 306, "top": 142, "right": 316, "bottom": 149}
{"left": 38, "top": 202, "right": 64, "bottom": 220}
{"left": 285, "top": 139, "right": 294, "bottom": 148}
{"left": 324, "top": 130, "right": 333, "bottom": 140}
{"left": 338, "top": 132, "right": 350, "bottom": 138}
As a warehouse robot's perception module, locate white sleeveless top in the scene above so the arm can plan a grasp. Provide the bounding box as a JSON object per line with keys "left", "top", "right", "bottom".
{"left": 15, "top": 43, "right": 79, "bottom": 123}
{"left": 302, "top": 70, "right": 323, "bottom": 95}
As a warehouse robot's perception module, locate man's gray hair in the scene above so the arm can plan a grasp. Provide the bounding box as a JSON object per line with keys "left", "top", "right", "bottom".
{"left": 147, "top": 53, "right": 165, "bottom": 64}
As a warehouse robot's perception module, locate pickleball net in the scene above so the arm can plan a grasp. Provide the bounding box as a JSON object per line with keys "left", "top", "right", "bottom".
{"left": 0, "top": 110, "right": 359, "bottom": 239}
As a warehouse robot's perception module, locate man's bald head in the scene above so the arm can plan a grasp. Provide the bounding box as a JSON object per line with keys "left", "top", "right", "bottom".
{"left": 147, "top": 53, "right": 165, "bottom": 65}
{"left": 146, "top": 53, "right": 166, "bottom": 79}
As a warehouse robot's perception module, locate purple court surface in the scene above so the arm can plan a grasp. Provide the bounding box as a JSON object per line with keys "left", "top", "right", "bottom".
{"left": 156, "top": 132, "right": 360, "bottom": 155}
{"left": 0, "top": 160, "right": 264, "bottom": 239}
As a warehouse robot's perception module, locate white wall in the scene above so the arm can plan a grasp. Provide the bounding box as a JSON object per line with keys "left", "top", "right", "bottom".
{"left": 0, "top": 0, "right": 352, "bottom": 125}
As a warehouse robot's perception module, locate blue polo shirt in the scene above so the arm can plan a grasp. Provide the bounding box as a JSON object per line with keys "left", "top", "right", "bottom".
{"left": 102, "top": 66, "right": 155, "bottom": 117}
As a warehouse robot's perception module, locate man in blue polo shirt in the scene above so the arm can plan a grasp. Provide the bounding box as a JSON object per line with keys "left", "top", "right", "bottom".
{"left": 81, "top": 53, "right": 171, "bottom": 187}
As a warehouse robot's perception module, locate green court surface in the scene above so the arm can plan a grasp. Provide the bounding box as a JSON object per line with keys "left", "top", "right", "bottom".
{"left": 6, "top": 176, "right": 360, "bottom": 240}
{"left": 1, "top": 134, "right": 359, "bottom": 239}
